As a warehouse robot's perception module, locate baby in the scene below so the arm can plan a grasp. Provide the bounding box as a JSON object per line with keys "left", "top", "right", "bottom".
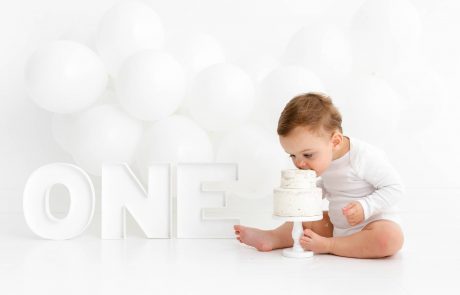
{"left": 234, "top": 92, "right": 404, "bottom": 259}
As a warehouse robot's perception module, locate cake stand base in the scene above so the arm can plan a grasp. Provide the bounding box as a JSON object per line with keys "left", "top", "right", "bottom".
{"left": 273, "top": 215, "right": 323, "bottom": 259}
{"left": 282, "top": 248, "right": 314, "bottom": 258}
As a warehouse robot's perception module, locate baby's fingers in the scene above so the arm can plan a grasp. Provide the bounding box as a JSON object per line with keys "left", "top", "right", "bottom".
{"left": 342, "top": 203, "right": 356, "bottom": 215}
{"left": 348, "top": 207, "right": 357, "bottom": 215}
{"left": 346, "top": 214, "right": 356, "bottom": 225}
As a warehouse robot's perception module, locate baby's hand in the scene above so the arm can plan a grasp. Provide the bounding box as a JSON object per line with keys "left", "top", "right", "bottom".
{"left": 342, "top": 202, "right": 364, "bottom": 226}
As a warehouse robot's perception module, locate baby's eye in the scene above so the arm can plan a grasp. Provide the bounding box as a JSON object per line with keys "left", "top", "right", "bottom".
{"left": 289, "top": 155, "right": 295, "bottom": 158}
{"left": 303, "top": 154, "right": 313, "bottom": 158}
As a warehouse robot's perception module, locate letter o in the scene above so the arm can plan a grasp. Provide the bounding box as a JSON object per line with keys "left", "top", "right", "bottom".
{"left": 23, "top": 163, "right": 95, "bottom": 239}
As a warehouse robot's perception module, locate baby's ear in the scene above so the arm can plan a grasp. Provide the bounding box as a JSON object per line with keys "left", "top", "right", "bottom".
{"left": 330, "top": 131, "right": 343, "bottom": 149}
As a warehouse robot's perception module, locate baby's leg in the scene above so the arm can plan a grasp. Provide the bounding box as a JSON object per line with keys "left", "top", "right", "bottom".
{"left": 329, "top": 219, "right": 404, "bottom": 258}
{"left": 303, "top": 211, "right": 334, "bottom": 238}
{"left": 301, "top": 219, "right": 404, "bottom": 258}
{"left": 233, "top": 222, "right": 292, "bottom": 251}
{"left": 234, "top": 211, "right": 332, "bottom": 251}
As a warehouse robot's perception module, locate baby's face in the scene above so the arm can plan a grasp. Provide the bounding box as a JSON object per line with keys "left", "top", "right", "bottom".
{"left": 279, "top": 126, "right": 335, "bottom": 176}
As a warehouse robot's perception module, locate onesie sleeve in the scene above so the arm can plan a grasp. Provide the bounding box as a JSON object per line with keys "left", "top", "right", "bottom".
{"left": 352, "top": 145, "right": 405, "bottom": 220}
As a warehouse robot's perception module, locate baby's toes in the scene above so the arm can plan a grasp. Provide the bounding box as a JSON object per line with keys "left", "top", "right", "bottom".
{"left": 303, "top": 228, "right": 316, "bottom": 238}
{"left": 300, "top": 241, "right": 310, "bottom": 250}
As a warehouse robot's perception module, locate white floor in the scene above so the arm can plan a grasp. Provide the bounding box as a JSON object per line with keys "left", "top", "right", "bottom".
{"left": 1, "top": 188, "right": 460, "bottom": 295}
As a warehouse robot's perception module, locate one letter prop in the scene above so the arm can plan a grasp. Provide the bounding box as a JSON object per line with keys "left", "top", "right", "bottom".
{"left": 176, "top": 163, "right": 238, "bottom": 238}
{"left": 101, "top": 163, "right": 170, "bottom": 239}
{"left": 23, "top": 163, "right": 95, "bottom": 240}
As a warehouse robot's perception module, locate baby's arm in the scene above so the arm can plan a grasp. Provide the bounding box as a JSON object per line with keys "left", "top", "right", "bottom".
{"left": 352, "top": 147, "right": 405, "bottom": 221}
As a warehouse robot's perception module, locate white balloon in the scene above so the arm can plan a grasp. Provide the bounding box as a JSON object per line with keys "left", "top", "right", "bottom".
{"left": 284, "top": 24, "right": 352, "bottom": 80}
{"left": 216, "top": 124, "right": 290, "bottom": 196}
{"left": 25, "top": 40, "right": 107, "bottom": 114}
{"left": 134, "top": 115, "right": 213, "bottom": 183}
{"left": 256, "top": 65, "right": 325, "bottom": 132}
{"left": 59, "top": 19, "right": 97, "bottom": 49}
{"left": 52, "top": 112, "right": 79, "bottom": 153}
{"left": 51, "top": 90, "right": 119, "bottom": 153}
{"left": 69, "top": 104, "right": 144, "bottom": 176}
{"left": 135, "top": 114, "right": 214, "bottom": 166}
{"left": 115, "top": 50, "right": 186, "bottom": 121}
{"left": 96, "top": 1, "right": 164, "bottom": 76}
{"left": 188, "top": 63, "right": 255, "bottom": 132}
{"left": 350, "top": 0, "right": 422, "bottom": 76}
{"left": 388, "top": 65, "right": 449, "bottom": 134}
{"left": 235, "top": 53, "right": 279, "bottom": 84}
{"left": 422, "top": 0, "right": 460, "bottom": 86}
{"left": 173, "top": 32, "right": 226, "bottom": 76}
{"left": 329, "top": 76, "right": 402, "bottom": 147}
{"left": 261, "top": 0, "right": 334, "bottom": 17}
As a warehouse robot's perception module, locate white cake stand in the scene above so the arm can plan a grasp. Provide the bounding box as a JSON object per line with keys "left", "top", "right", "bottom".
{"left": 273, "top": 215, "right": 323, "bottom": 258}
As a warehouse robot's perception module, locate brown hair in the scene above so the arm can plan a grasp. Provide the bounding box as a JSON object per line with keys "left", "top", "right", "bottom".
{"left": 277, "top": 92, "right": 342, "bottom": 136}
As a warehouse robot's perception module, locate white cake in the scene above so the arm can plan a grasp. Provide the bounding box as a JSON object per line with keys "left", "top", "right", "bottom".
{"left": 273, "top": 169, "right": 322, "bottom": 217}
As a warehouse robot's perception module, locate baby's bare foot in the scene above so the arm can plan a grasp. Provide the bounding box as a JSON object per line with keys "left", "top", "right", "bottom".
{"left": 234, "top": 225, "right": 274, "bottom": 252}
{"left": 300, "top": 228, "right": 333, "bottom": 254}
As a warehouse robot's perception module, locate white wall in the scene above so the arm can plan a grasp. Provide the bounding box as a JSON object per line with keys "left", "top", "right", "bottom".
{"left": 1, "top": 0, "right": 460, "bottom": 214}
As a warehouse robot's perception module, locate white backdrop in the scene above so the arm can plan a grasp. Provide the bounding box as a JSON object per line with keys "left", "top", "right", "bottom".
{"left": 1, "top": 0, "right": 460, "bottom": 215}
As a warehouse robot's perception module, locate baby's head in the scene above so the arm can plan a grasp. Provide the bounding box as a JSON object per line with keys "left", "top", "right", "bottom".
{"left": 277, "top": 92, "right": 345, "bottom": 176}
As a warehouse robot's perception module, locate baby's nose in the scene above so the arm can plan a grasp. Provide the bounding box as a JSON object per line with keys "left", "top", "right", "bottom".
{"left": 296, "top": 160, "right": 309, "bottom": 169}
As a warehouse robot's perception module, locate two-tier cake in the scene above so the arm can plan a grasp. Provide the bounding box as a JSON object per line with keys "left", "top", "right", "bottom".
{"left": 273, "top": 169, "right": 322, "bottom": 217}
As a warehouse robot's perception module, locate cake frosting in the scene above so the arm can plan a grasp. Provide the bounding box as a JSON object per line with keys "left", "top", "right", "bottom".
{"left": 273, "top": 169, "right": 322, "bottom": 217}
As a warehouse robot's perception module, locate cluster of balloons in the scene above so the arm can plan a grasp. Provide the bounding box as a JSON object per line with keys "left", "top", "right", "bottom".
{"left": 24, "top": 1, "right": 291, "bottom": 196}
{"left": 25, "top": 0, "right": 433, "bottom": 193}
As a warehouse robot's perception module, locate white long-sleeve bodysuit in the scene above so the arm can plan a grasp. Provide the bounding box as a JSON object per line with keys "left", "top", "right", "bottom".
{"left": 318, "top": 137, "right": 404, "bottom": 237}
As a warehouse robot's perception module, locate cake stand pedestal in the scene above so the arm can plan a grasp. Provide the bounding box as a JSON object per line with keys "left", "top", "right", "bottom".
{"left": 273, "top": 215, "right": 323, "bottom": 258}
